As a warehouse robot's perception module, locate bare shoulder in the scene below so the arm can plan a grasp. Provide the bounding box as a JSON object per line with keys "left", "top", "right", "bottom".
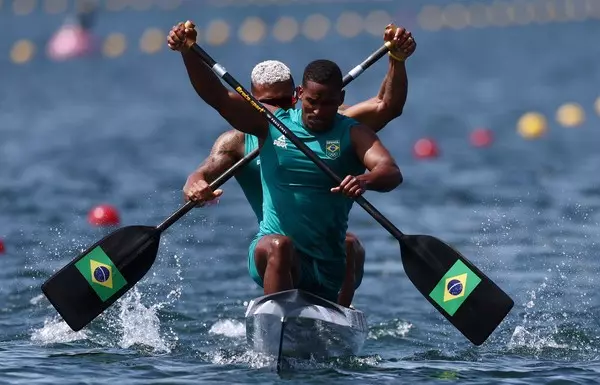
{"left": 350, "top": 123, "right": 379, "bottom": 141}
{"left": 211, "top": 129, "right": 245, "bottom": 158}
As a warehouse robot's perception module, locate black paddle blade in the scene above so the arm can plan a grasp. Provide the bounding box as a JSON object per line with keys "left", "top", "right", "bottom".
{"left": 399, "top": 234, "right": 514, "bottom": 345}
{"left": 41, "top": 225, "right": 160, "bottom": 331}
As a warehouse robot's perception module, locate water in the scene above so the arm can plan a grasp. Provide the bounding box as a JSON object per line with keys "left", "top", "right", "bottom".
{"left": 2, "top": 1, "right": 600, "bottom": 383}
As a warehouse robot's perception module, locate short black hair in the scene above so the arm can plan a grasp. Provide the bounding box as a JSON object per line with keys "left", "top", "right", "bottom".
{"left": 302, "top": 59, "right": 343, "bottom": 88}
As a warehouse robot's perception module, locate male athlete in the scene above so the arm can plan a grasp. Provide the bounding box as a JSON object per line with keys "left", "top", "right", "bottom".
{"left": 176, "top": 24, "right": 415, "bottom": 306}
{"left": 169, "top": 21, "right": 405, "bottom": 304}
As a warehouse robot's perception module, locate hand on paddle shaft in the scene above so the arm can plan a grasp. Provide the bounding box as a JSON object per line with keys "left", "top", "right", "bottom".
{"left": 183, "top": 174, "right": 222, "bottom": 206}
{"left": 383, "top": 24, "right": 416, "bottom": 60}
{"left": 331, "top": 175, "right": 367, "bottom": 198}
{"left": 167, "top": 21, "right": 197, "bottom": 52}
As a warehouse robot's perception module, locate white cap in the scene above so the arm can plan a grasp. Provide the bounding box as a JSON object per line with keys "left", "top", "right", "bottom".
{"left": 250, "top": 60, "right": 292, "bottom": 86}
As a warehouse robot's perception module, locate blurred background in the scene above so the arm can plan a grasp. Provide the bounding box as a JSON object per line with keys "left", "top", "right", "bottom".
{"left": 1, "top": 0, "right": 600, "bottom": 383}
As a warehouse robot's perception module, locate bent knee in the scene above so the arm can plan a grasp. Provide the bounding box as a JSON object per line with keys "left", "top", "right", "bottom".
{"left": 345, "top": 232, "right": 365, "bottom": 257}
{"left": 257, "top": 235, "right": 295, "bottom": 267}
{"left": 266, "top": 235, "right": 294, "bottom": 253}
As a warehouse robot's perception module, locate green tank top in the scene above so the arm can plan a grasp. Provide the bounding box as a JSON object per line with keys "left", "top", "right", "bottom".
{"left": 258, "top": 108, "right": 365, "bottom": 265}
{"left": 233, "top": 134, "right": 263, "bottom": 222}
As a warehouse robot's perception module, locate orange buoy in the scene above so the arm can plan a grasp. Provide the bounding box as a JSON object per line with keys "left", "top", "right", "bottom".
{"left": 88, "top": 204, "right": 120, "bottom": 227}
{"left": 413, "top": 138, "right": 439, "bottom": 159}
{"left": 470, "top": 128, "right": 494, "bottom": 147}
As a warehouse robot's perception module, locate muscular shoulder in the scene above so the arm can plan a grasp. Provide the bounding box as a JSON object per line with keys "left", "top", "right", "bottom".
{"left": 349, "top": 123, "right": 378, "bottom": 142}
{"left": 211, "top": 129, "right": 246, "bottom": 158}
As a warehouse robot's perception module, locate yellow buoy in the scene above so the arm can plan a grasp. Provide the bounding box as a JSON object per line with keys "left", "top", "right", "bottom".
{"left": 273, "top": 17, "right": 299, "bottom": 43}
{"left": 594, "top": 97, "right": 600, "bottom": 117}
{"left": 102, "top": 33, "right": 126, "bottom": 58}
{"left": 10, "top": 39, "right": 35, "bottom": 64}
{"left": 517, "top": 112, "right": 547, "bottom": 139}
{"left": 206, "top": 20, "right": 230, "bottom": 46}
{"left": 239, "top": 17, "right": 267, "bottom": 45}
{"left": 556, "top": 102, "right": 584, "bottom": 127}
{"left": 140, "top": 28, "right": 164, "bottom": 54}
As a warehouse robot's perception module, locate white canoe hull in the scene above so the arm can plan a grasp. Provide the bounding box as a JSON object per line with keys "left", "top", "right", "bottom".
{"left": 244, "top": 289, "right": 368, "bottom": 359}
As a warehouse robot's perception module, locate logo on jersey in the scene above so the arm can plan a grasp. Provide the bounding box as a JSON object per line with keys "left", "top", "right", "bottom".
{"left": 326, "top": 140, "right": 340, "bottom": 159}
{"left": 273, "top": 135, "right": 287, "bottom": 149}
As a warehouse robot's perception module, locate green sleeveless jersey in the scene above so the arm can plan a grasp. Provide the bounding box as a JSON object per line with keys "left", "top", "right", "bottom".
{"left": 233, "top": 134, "right": 263, "bottom": 222}
{"left": 258, "top": 108, "right": 365, "bottom": 264}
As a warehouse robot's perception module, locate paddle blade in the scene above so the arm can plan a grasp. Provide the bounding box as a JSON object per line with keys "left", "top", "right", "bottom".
{"left": 399, "top": 234, "right": 514, "bottom": 345}
{"left": 41, "top": 225, "right": 160, "bottom": 331}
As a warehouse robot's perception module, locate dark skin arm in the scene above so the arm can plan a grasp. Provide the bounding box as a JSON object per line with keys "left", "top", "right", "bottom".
{"left": 331, "top": 124, "right": 402, "bottom": 196}
{"left": 341, "top": 24, "right": 415, "bottom": 132}
{"left": 183, "top": 130, "right": 245, "bottom": 203}
{"left": 167, "top": 21, "right": 271, "bottom": 138}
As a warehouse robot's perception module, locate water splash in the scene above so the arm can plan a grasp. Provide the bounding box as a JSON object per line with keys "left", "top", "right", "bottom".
{"left": 31, "top": 249, "right": 185, "bottom": 354}
{"left": 208, "top": 319, "right": 246, "bottom": 338}
{"left": 115, "top": 287, "right": 176, "bottom": 353}
{"left": 368, "top": 318, "right": 413, "bottom": 340}
{"left": 30, "top": 316, "right": 89, "bottom": 344}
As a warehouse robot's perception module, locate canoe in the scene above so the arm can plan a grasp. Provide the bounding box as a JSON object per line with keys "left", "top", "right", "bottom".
{"left": 244, "top": 289, "right": 368, "bottom": 360}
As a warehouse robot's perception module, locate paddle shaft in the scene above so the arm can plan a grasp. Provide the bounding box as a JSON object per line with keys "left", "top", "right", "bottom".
{"left": 190, "top": 43, "right": 406, "bottom": 240}
{"left": 155, "top": 43, "right": 391, "bottom": 234}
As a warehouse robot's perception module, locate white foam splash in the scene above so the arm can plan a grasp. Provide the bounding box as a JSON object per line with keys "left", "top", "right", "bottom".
{"left": 30, "top": 316, "right": 89, "bottom": 344}
{"left": 116, "top": 287, "right": 175, "bottom": 353}
{"left": 29, "top": 294, "right": 45, "bottom": 306}
{"left": 508, "top": 325, "right": 569, "bottom": 350}
{"left": 368, "top": 319, "right": 413, "bottom": 340}
{"left": 31, "top": 252, "right": 185, "bottom": 353}
{"left": 208, "top": 319, "right": 246, "bottom": 338}
{"left": 210, "top": 349, "right": 273, "bottom": 369}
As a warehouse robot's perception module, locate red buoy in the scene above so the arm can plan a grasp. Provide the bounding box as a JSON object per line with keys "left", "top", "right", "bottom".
{"left": 413, "top": 138, "right": 439, "bottom": 159}
{"left": 88, "top": 204, "right": 120, "bottom": 227}
{"left": 0, "top": 239, "right": 5, "bottom": 254}
{"left": 470, "top": 128, "right": 494, "bottom": 148}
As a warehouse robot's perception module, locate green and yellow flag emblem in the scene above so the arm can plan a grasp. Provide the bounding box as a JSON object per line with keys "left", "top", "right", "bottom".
{"left": 325, "top": 140, "right": 340, "bottom": 159}
{"left": 75, "top": 246, "right": 127, "bottom": 301}
{"left": 429, "top": 260, "right": 481, "bottom": 316}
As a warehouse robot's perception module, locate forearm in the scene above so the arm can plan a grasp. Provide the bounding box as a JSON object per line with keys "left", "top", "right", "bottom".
{"left": 187, "top": 157, "right": 235, "bottom": 187}
{"left": 361, "top": 162, "right": 403, "bottom": 192}
{"left": 181, "top": 50, "right": 228, "bottom": 109}
{"left": 377, "top": 57, "right": 408, "bottom": 117}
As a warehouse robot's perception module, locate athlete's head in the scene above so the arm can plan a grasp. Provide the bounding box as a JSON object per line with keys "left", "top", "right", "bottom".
{"left": 250, "top": 60, "right": 297, "bottom": 110}
{"left": 298, "top": 59, "right": 345, "bottom": 132}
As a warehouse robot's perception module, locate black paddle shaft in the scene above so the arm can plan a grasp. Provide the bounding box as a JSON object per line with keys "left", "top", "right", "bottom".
{"left": 154, "top": 43, "right": 391, "bottom": 235}
{"left": 190, "top": 43, "right": 405, "bottom": 241}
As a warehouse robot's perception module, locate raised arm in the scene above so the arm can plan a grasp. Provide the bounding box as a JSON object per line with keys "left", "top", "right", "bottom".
{"left": 183, "top": 130, "right": 246, "bottom": 203}
{"left": 167, "top": 21, "right": 269, "bottom": 138}
{"left": 341, "top": 24, "right": 416, "bottom": 133}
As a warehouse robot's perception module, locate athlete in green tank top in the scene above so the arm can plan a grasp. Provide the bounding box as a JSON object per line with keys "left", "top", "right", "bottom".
{"left": 176, "top": 56, "right": 403, "bottom": 302}
{"left": 234, "top": 134, "right": 263, "bottom": 221}
{"left": 179, "top": 25, "right": 416, "bottom": 304}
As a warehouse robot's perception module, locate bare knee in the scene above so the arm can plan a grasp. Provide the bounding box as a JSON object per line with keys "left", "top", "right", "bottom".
{"left": 268, "top": 235, "right": 292, "bottom": 257}
{"left": 345, "top": 232, "right": 364, "bottom": 258}
{"left": 258, "top": 235, "right": 296, "bottom": 275}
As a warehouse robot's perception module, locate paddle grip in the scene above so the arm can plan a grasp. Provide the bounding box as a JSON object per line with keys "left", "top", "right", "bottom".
{"left": 190, "top": 43, "right": 406, "bottom": 240}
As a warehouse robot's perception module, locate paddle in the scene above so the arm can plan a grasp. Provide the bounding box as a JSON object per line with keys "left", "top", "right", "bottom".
{"left": 41, "top": 42, "right": 392, "bottom": 332}
{"left": 189, "top": 43, "right": 514, "bottom": 346}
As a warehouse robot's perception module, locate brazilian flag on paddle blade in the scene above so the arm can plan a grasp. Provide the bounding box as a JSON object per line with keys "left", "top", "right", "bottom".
{"left": 42, "top": 225, "right": 159, "bottom": 331}
{"left": 75, "top": 247, "right": 127, "bottom": 301}
{"left": 429, "top": 260, "right": 482, "bottom": 316}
